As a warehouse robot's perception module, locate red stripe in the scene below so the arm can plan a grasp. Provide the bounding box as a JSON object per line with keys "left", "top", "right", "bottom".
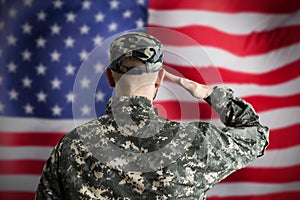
{"left": 148, "top": 26, "right": 300, "bottom": 56}
{"left": 164, "top": 61, "right": 300, "bottom": 86}
{"left": 243, "top": 94, "right": 300, "bottom": 113}
{"left": 149, "top": 0, "right": 300, "bottom": 13}
{"left": 0, "top": 160, "right": 45, "bottom": 175}
{"left": 222, "top": 165, "right": 300, "bottom": 183}
{"left": 0, "top": 192, "right": 35, "bottom": 200}
{"left": 207, "top": 191, "right": 300, "bottom": 200}
{"left": 267, "top": 123, "right": 300, "bottom": 150}
{"left": 155, "top": 93, "right": 300, "bottom": 120}
{"left": 0, "top": 132, "right": 64, "bottom": 146}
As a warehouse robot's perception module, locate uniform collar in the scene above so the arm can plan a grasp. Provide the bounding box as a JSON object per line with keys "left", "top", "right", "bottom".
{"left": 104, "top": 95, "right": 158, "bottom": 116}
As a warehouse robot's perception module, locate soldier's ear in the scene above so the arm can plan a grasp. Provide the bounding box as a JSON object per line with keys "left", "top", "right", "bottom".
{"left": 155, "top": 69, "right": 165, "bottom": 88}
{"left": 105, "top": 68, "right": 115, "bottom": 87}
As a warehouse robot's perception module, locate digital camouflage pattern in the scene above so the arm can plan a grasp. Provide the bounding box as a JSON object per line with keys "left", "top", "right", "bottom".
{"left": 109, "top": 32, "right": 163, "bottom": 75}
{"left": 35, "top": 86, "right": 269, "bottom": 200}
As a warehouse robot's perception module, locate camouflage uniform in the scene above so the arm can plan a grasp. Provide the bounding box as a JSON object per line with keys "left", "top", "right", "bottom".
{"left": 35, "top": 32, "right": 269, "bottom": 200}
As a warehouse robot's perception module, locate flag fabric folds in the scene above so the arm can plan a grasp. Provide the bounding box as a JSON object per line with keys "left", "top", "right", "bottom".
{"left": 0, "top": 0, "right": 300, "bottom": 199}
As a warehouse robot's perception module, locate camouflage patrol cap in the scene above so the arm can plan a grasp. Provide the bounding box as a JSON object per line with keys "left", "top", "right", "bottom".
{"left": 109, "top": 32, "right": 163, "bottom": 75}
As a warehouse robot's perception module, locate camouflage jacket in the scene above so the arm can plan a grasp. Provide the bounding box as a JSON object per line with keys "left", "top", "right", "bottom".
{"left": 35, "top": 86, "right": 269, "bottom": 200}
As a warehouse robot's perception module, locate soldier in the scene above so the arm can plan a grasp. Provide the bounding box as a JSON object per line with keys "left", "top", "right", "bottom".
{"left": 35, "top": 32, "right": 269, "bottom": 199}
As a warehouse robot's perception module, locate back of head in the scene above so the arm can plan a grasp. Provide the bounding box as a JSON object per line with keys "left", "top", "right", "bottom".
{"left": 108, "top": 32, "right": 164, "bottom": 96}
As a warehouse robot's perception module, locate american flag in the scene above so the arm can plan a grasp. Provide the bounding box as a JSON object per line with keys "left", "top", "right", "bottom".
{"left": 0, "top": 0, "right": 299, "bottom": 199}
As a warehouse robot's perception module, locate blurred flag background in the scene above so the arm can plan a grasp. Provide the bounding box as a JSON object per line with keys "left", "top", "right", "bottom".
{"left": 0, "top": 0, "right": 299, "bottom": 199}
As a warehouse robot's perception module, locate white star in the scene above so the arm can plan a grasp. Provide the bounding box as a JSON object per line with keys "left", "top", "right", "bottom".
{"left": 137, "top": 0, "right": 145, "bottom": 5}
{"left": 79, "top": 49, "right": 89, "bottom": 61}
{"left": 9, "top": 89, "right": 18, "bottom": 100}
{"left": 36, "top": 36, "right": 46, "bottom": 48}
{"left": 136, "top": 18, "right": 144, "bottom": 28}
{"left": 81, "top": 104, "right": 91, "bottom": 116}
{"left": 0, "top": 21, "right": 4, "bottom": 30}
{"left": 93, "top": 35, "right": 103, "bottom": 46}
{"left": 108, "top": 22, "right": 118, "bottom": 32}
{"left": 0, "top": 48, "right": 2, "bottom": 57}
{"left": 50, "top": 23, "right": 61, "bottom": 35}
{"left": 23, "top": 0, "right": 33, "bottom": 7}
{"left": 51, "top": 77, "right": 61, "bottom": 89}
{"left": 52, "top": 104, "right": 62, "bottom": 116}
{"left": 0, "top": 102, "right": 4, "bottom": 113}
{"left": 24, "top": 103, "right": 34, "bottom": 114}
{"left": 80, "top": 76, "right": 90, "bottom": 89}
{"left": 66, "top": 12, "right": 76, "bottom": 23}
{"left": 65, "top": 63, "right": 76, "bottom": 75}
{"left": 123, "top": 10, "right": 132, "bottom": 18}
{"left": 7, "top": 34, "right": 17, "bottom": 45}
{"left": 37, "top": 10, "right": 47, "bottom": 21}
{"left": 9, "top": 8, "right": 17, "bottom": 18}
{"left": 22, "top": 76, "right": 32, "bottom": 88}
{"left": 36, "top": 63, "right": 47, "bottom": 75}
{"left": 53, "top": 0, "right": 63, "bottom": 9}
{"left": 22, "top": 49, "right": 32, "bottom": 61}
{"left": 36, "top": 90, "right": 47, "bottom": 102}
{"left": 7, "top": 61, "right": 17, "bottom": 73}
{"left": 50, "top": 50, "right": 61, "bottom": 62}
{"left": 94, "top": 62, "right": 104, "bottom": 74}
{"left": 64, "top": 36, "right": 75, "bottom": 48}
{"left": 95, "top": 12, "right": 105, "bottom": 22}
{"left": 96, "top": 90, "right": 105, "bottom": 102}
{"left": 80, "top": 24, "right": 90, "bottom": 35}
{"left": 0, "top": 76, "right": 3, "bottom": 86}
{"left": 82, "top": 0, "right": 91, "bottom": 10}
{"left": 65, "top": 91, "right": 76, "bottom": 103}
{"left": 22, "top": 22, "right": 32, "bottom": 34}
{"left": 110, "top": 0, "right": 119, "bottom": 9}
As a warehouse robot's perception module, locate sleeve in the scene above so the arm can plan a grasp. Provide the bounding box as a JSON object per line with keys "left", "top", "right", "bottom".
{"left": 199, "top": 86, "right": 269, "bottom": 186}
{"left": 35, "top": 137, "right": 65, "bottom": 200}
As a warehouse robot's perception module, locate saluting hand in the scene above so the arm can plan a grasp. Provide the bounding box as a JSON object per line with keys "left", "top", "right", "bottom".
{"left": 164, "top": 70, "right": 213, "bottom": 99}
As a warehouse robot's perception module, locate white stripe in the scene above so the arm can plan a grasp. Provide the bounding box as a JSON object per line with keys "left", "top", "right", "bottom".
{"left": 157, "top": 77, "right": 300, "bottom": 101}
{"left": 207, "top": 181, "right": 300, "bottom": 197}
{"left": 0, "top": 116, "right": 88, "bottom": 132}
{"left": 0, "top": 147, "right": 52, "bottom": 160}
{"left": 0, "top": 175, "right": 40, "bottom": 192}
{"left": 257, "top": 107, "right": 300, "bottom": 130}
{"left": 163, "top": 42, "right": 300, "bottom": 73}
{"left": 250, "top": 145, "right": 300, "bottom": 168}
{"left": 1, "top": 107, "right": 299, "bottom": 134}
{"left": 148, "top": 9, "right": 300, "bottom": 34}
{"left": 1, "top": 137, "right": 299, "bottom": 168}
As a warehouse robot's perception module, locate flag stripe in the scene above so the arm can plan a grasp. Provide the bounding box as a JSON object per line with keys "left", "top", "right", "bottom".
{"left": 1, "top": 107, "right": 299, "bottom": 133}
{"left": 222, "top": 165, "right": 300, "bottom": 183}
{"left": 249, "top": 145, "right": 300, "bottom": 168}
{"left": 164, "top": 61, "right": 300, "bottom": 85}
{"left": 0, "top": 192, "right": 35, "bottom": 200}
{"left": 148, "top": 10, "right": 300, "bottom": 34}
{"left": 207, "top": 181, "right": 300, "bottom": 197}
{"left": 0, "top": 160, "right": 45, "bottom": 175}
{"left": 1, "top": 145, "right": 300, "bottom": 168}
{"left": 155, "top": 94, "right": 300, "bottom": 120}
{"left": 150, "top": 25, "right": 300, "bottom": 56}
{"left": 0, "top": 123, "right": 299, "bottom": 151}
{"left": 0, "top": 147, "right": 52, "bottom": 160}
{"left": 163, "top": 43, "right": 300, "bottom": 73}
{"left": 0, "top": 132, "right": 64, "bottom": 147}
{"left": 267, "top": 123, "right": 300, "bottom": 150}
{"left": 207, "top": 191, "right": 300, "bottom": 200}
{"left": 159, "top": 80, "right": 300, "bottom": 101}
{"left": 149, "top": 0, "right": 300, "bottom": 13}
